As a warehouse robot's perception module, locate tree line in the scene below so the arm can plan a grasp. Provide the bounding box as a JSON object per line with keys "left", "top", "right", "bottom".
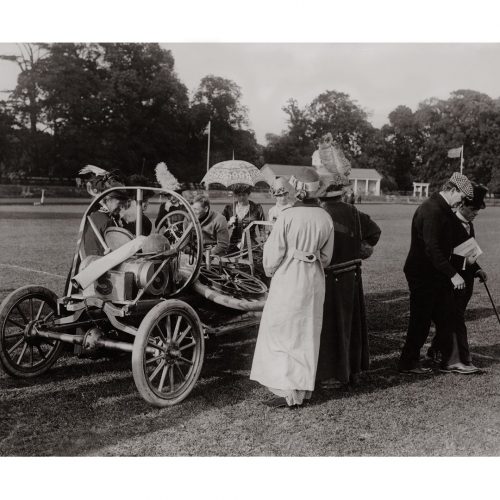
{"left": 1, "top": 43, "right": 500, "bottom": 192}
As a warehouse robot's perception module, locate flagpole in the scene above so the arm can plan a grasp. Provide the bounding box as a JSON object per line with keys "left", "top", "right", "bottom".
{"left": 206, "top": 121, "right": 211, "bottom": 175}
{"left": 460, "top": 145, "right": 464, "bottom": 174}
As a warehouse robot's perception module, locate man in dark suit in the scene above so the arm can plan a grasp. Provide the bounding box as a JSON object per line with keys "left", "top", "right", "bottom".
{"left": 427, "top": 183, "right": 488, "bottom": 373}
{"left": 399, "top": 172, "right": 474, "bottom": 374}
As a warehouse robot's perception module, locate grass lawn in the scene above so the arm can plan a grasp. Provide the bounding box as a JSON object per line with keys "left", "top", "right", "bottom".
{"left": 0, "top": 203, "right": 499, "bottom": 456}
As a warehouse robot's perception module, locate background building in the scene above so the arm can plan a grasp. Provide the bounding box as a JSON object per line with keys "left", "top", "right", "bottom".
{"left": 261, "top": 164, "right": 382, "bottom": 195}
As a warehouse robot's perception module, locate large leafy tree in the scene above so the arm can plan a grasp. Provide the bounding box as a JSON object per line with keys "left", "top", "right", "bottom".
{"left": 381, "top": 105, "right": 424, "bottom": 190}
{"left": 413, "top": 90, "right": 500, "bottom": 188}
{"left": 264, "top": 91, "right": 387, "bottom": 179}
{"left": 32, "top": 43, "right": 107, "bottom": 175}
{"left": 190, "top": 75, "right": 260, "bottom": 168}
{"left": 99, "top": 43, "right": 192, "bottom": 179}
{"left": 0, "top": 103, "right": 15, "bottom": 173}
{"left": 0, "top": 44, "right": 50, "bottom": 174}
{"left": 378, "top": 91, "right": 500, "bottom": 191}
{"left": 35, "top": 43, "right": 193, "bottom": 179}
{"left": 2, "top": 43, "right": 194, "bottom": 179}
{"left": 308, "top": 91, "right": 387, "bottom": 175}
{"left": 264, "top": 99, "right": 315, "bottom": 165}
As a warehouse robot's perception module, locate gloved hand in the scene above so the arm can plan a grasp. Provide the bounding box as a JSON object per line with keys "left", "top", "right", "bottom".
{"left": 475, "top": 269, "right": 488, "bottom": 282}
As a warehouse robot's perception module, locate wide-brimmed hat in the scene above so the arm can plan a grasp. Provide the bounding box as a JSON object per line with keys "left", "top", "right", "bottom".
{"left": 231, "top": 183, "right": 253, "bottom": 195}
{"left": 317, "top": 172, "right": 348, "bottom": 198}
{"left": 79, "top": 165, "right": 126, "bottom": 198}
{"left": 270, "top": 177, "right": 292, "bottom": 196}
{"left": 449, "top": 172, "right": 474, "bottom": 200}
{"left": 464, "top": 183, "right": 488, "bottom": 209}
{"left": 289, "top": 170, "right": 324, "bottom": 199}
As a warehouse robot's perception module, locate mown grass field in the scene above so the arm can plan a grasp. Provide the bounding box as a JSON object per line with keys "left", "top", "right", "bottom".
{"left": 0, "top": 202, "right": 499, "bottom": 456}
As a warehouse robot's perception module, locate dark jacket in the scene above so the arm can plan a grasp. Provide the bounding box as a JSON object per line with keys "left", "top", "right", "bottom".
{"left": 403, "top": 193, "right": 458, "bottom": 285}
{"left": 319, "top": 198, "right": 381, "bottom": 265}
{"left": 82, "top": 210, "right": 117, "bottom": 258}
{"left": 199, "top": 210, "right": 230, "bottom": 256}
{"left": 316, "top": 198, "right": 381, "bottom": 384}
{"left": 222, "top": 200, "right": 265, "bottom": 251}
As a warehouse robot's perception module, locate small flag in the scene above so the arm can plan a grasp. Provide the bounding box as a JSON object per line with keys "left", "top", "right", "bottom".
{"left": 204, "top": 121, "right": 211, "bottom": 135}
{"left": 447, "top": 146, "right": 463, "bottom": 158}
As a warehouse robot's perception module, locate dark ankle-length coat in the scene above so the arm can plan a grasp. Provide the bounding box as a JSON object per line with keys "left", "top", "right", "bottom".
{"left": 315, "top": 197, "right": 381, "bottom": 384}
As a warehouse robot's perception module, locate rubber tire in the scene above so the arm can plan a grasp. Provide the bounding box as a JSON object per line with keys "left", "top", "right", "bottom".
{"left": 0, "top": 285, "right": 63, "bottom": 378}
{"left": 132, "top": 299, "right": 205, "bottom": 407}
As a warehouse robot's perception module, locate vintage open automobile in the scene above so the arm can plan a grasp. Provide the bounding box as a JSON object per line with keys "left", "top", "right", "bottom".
{"left": 0, "top": 187, "right": 272, "bottom": 407}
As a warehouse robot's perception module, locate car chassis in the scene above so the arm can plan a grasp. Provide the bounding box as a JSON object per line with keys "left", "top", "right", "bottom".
{"left": 0, "top": 186, "right": 269, "bottom": 406}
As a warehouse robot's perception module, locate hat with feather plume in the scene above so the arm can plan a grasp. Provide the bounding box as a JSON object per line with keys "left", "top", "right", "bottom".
{"left": 155, "top": 162, "right": 185, "bottom": 193}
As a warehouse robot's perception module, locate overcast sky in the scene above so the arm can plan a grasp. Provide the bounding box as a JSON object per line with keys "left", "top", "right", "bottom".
{"left": 2, "top": 43, "right": 500, "bottom": 144}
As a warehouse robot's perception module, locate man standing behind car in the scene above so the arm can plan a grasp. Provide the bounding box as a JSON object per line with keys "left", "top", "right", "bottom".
{"left": 398, "top": 172, "right": 474, "bottom": 375}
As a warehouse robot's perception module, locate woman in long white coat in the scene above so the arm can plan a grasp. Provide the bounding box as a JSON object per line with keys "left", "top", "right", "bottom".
{"left": 250, "top": 170, "right": 334, "bottom": 408}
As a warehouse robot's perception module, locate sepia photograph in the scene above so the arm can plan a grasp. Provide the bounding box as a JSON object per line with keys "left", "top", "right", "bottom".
{"left": 0, "top": 2, "right": 499, "bottom": 497}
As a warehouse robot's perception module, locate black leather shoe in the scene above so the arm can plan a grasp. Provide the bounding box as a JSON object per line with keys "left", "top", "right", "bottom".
{"left": 399, "top": 366, "right": 433, "bottom": 375}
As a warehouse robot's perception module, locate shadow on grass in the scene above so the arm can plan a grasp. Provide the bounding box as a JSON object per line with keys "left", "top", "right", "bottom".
{"left": 465, "top": 307, "right": 500, "bottom": 322}
{"left": 0, "top": 330, "right": 260, "bottom": 456}
{"left": 0, "top": 354, "right": 131, "bottom": 389}
{"left": 471, "top": 343, "right": 500, "bottom": 365}
{"left": 365, "top": 289, "right": 409, "bottom": 334}
{"left": 1, "top": 288, "right": 499, "bottom": 456}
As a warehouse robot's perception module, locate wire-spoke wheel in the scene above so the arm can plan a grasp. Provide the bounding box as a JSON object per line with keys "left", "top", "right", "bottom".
{"left": 0, "top": 285, "right": 62, "bottom": 378}
{"left": 199, "top": 265, "right": 268, "bottom": 298}
{"left": 132, "top": 300, "right": 205, "bottom": 407}
{"left": 156, "top": 210, "right": 190, "bottom": 246}
{"left": 154, "top": 208, "right": 203, "bottom": 297}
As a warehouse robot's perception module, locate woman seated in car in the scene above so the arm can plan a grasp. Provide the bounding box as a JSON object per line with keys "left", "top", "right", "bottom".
{"left": 222, "top": 184, "right": 265, "bottom": 253}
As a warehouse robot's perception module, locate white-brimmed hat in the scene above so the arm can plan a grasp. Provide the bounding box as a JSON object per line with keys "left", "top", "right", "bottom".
{"left": 270, "top": 177, "right": 292, "bottom": 196}
{"left": 289, "top": 170, "right": 324, "bottom": 199}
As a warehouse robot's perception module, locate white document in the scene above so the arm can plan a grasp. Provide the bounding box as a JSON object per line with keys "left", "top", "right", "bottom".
{"left": 453, "top": 237, "right": 483, "bottom": 259}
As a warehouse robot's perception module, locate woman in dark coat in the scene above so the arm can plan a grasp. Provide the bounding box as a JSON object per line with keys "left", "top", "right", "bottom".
{"left": 315, "top": 184, "right": 381, "bottom": 388}
{"left": 222, "top": 184, "right": 265, "bottom": 253}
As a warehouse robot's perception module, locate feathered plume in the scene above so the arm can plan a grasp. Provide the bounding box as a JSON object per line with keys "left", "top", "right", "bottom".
{"left": 312, "top": 133, "right": 352, "bottom": 190}
{"left": 78, "top": 165, "right": 123, "bottom": 198}
{"left": 317, "top": 133, "right": 351, "bottom": 178}
{"left": 79, "top": 165, "right": 110, "bottom": 177}
{"left": 155, "top": 162, "right": 180, "bottom": 191}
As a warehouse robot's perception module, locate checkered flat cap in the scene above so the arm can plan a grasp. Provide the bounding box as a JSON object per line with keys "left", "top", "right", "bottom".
{"left": 449, "top": 172, "right": 474, "bottom": 200}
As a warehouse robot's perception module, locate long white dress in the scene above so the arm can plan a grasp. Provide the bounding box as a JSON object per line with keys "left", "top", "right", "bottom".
{"left": 250, "top": 202, "right": 334, "bottom": 403}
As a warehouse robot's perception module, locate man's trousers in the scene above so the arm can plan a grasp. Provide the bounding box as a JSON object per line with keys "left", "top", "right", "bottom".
{"left": 399, "top": 279, "right": 456, "bottom": 370}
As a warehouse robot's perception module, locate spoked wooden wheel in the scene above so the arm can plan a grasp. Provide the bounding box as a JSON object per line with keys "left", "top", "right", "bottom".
{"left": 0, "top": 285, "right": 63, "bottom": 377}
{"left": 199, "top": 265, "right": 267, "bottom": 298}
{"left": 132, "top": 300, "right": 205, "bottom": 407}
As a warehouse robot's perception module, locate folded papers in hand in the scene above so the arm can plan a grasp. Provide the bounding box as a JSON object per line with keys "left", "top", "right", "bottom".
{"left": 453, "top": 237, "right": 482, "bottom": 259}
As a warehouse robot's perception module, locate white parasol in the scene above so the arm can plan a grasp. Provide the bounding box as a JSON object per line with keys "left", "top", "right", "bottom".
{"left": 201, "top": 160, "right": 267, "bottom": 188}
